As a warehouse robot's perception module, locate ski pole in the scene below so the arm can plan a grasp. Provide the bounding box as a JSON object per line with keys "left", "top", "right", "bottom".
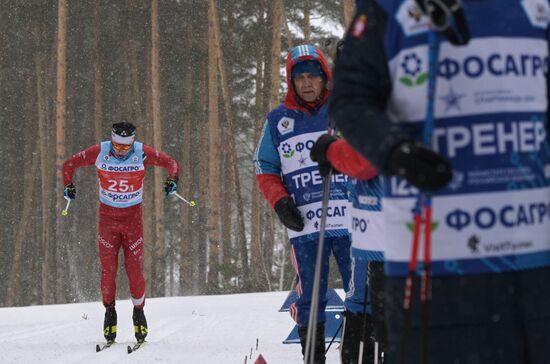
{"left": 398, "top": 198, "right": 422, "bottom": 364}
{"left": 399, "top": 29, "right": 439, "bottom": 364}
{"left": 420, "top": 199, "right": 432, "bottom": 364}
{"left": 418, "top": 29, "right": 439, "bottom": 364}
{"left": 358, "top": 262, "right": 372, "bottom": 363}
{"left": 324, "top": 318, "right": 343, "bottom": 354}
{"left": 173, "top": 192, "right": 196, "bottom": 207}
{"left": 61, "top": 199, "right": 71, "bottom": 216}
{"left": 304, "top": 169, "right": 332, "bottom": 364}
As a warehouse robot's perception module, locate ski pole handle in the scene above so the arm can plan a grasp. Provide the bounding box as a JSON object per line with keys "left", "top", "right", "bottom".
{"left": 173, "top": 192, "right": 196, "bottom": 207}
{"left": 61, "top": 199, "right": 71, "bottom": 216}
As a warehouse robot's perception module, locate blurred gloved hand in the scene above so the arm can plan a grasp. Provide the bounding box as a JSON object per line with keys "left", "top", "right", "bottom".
{"left": 63, "top": 183, "right": 76, "bottom": 200}
{"left": 386, "top": 141, "right": 453, "bottom": 192}
{"left": 310, "top": 134, "right": 341, "bottom": 177}
{"left": 274, "top": 196, "right": 304, "bottom": 232}
{"left": 164, "top": 178, "right": 178, "bottom": 196}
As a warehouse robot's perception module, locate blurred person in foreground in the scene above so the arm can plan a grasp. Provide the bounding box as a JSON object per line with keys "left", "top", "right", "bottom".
{"left": 328, "top": 0, "right": 550, "bottom": 363}
{"left": 62, "top": 122, "right": 179, "bottom": 345}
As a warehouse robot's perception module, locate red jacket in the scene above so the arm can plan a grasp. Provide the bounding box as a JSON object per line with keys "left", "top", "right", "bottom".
{"left": 326, "top": 139, "right": 378, "bottom": 180}
{"left": 62, "top": 143, "right": 179, "bottom": 216}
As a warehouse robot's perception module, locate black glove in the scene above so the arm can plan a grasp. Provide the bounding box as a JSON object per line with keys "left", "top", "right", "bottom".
{"left": 310, "top": 134, "right": 340, "bottom": 177}
{"left": 164, "top": 178, "right": 178, "bottom": 196}
{"left": 63, "top": 183, "right": 76, "bottom": 200}
{"left": 274, "top": 196, "right": 304, "bottom": 232}
{"left": 386, "top": 141, "right": 453, "bottom": 192}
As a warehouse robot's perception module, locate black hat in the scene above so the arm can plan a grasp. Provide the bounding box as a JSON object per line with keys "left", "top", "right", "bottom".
{"left": 112, "top": 122, "right": 136, "bottom": 137}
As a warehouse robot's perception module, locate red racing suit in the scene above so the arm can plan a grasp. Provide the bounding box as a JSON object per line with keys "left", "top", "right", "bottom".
{"left": 62, "top": 141, "right": 179, "bottom": 307}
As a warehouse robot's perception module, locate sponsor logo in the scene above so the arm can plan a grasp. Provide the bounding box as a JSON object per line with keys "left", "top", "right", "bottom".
{"left": 396, "top": 0, "right": 429, "bottom": 36}
{"left": 277, "top": 116, "right": 295, "bottom": 135}
{"left": 98, "top": 235, "right": 114, "bottom": 249}
{"left": 399, "top": 53, "right": 428, "bottom": 87}
{"left": 305, "top": 206, "right": 347, "bottom": 220}
{"left": 280, "top": 138, "right": 320, "bottom": 159}
{"left": 439, "top": 86, "right": 466, "bottom": 113}
{"left": 303, "top": 192, "right": 311, "bottom": 202}
{"left": 408, "top": 4, "right": 423, "bottom": 22}
{"left": 100, "top": 164, "right": 142, "bottom": 172}
{"left": 281, "top": 142, "right": 295, "bottom": 158}
{"left": 467, "top": 234, "right": 534, "bottom": 255}
{"left": 446, "top": 202, "right": 550, "bottom": 231}
{"left": 103, "top": 155, "right": 110, "bottom": 161}
{"left": 398, "top": 51, "right": 548, "bottom": 84}
{"left": 468, "top": 235, "right": 480, "bottom": 253}
{"left": 105, "top": 190, "right": 142, "bottom": 201}
{"left": 437, "top": 53, "right": 547, "bottom": 81}
{"left": 129, "top": 237, "right": 143, "bottom": 255}
{"left": 132, "top": 156, "right": 139, "bottom": 162}
{"left": 521, "top": 0, "right": 550, "bottom": 29}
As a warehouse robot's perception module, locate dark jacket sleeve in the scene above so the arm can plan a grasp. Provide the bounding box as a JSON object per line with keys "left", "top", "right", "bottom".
{"left": 329, "top": 0, "right": 412, "bottom": 174}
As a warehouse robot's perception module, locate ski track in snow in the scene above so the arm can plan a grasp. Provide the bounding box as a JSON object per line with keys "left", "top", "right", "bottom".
{"left": 0, "top": 291, "right": 344, "bottom": 364}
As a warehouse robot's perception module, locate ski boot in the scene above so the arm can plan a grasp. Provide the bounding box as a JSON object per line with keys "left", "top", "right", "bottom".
{"left": 103, "top": 303, "right": 117, "bottom": 343}
{"left": 340, "top": 311, "right": 375, "bottom": 364}
{"left": 298, "top": 323, "right": 326, "bottom": 364}
{"left": 133, "top": 306, "right": 148, "bottom": 343}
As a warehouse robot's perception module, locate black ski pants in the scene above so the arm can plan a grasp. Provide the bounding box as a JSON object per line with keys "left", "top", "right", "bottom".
{"left": 384, "top": 267, "right": 550, "bottom": 364}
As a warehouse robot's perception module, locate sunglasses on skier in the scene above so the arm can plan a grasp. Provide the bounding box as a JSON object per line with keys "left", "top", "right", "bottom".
{"left": 112, "top": 141, "right": 133, "bottom": 152}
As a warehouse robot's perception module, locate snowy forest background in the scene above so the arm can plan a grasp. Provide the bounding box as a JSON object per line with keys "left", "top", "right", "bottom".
{"left": 0, "top": 0, "right": 355, "bottom": 307}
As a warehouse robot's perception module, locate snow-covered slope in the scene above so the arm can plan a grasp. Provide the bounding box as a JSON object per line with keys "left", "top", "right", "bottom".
{"left": 0, "top": 291, "right": 343, "bottom": 364}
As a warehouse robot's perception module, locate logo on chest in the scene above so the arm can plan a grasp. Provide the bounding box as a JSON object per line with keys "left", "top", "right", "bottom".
{"left": 522, "top": 0, "right": 550, "bottom": 29}
{"left": 396, "top": 0, "right": 430, "bottom": 37}
{"left": 277, "top": 117, "right": 295, "bottom": 135}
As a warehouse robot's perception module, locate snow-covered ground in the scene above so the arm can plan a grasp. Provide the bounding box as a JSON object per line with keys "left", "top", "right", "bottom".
{"left": 0, "top": 291, "right": 343, "bottom": 364}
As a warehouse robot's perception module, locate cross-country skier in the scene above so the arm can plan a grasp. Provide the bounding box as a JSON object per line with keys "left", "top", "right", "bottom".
{"left": 62, "top": 122, "right": 179, "bottom": 345}
{"left": 253, "top": 44, "right": 352, "bottom": 364}
{"left": 329, "top": 0, "right": 550, "bottom": 363}
{"left": 311, "top": 134, "right": 383, "bottom": 364}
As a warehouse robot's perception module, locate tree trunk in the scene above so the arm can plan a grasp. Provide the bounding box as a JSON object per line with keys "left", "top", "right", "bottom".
{"left": 196, "top": 4, "right": 209, "bottom": 293}
{"left": 283, "top": 12, "right": 293, "bottom": 50}
{"left": 93, "top": 0, "right": 103, "bottom": 141}
{"left": 179, "top": 19, "right": 194, "bottom": 295}
{"left": 343, "top": 0, "right": 355, "bottom": 28}
{"left": 142, "top": 46, "right": 154, "bottom": 299}
{"left": 269, "top": 0, "right": 283, "bottom": 110}
{"left": 54, "top": 0, "right": 68, "bottom": 303}
{"left": 150, "top": 0, "right": 165, "bottom": 297}
{"left": 35, "top": 41, "right": 52, "bottom": 305}
{"left": 303, "top": 0, "right": 311, "bottom": 43}
{"left": 220, "top": 152, "right": 232, "bottom": 287}
{"left": 206, "top": 0, "right": 220, "bottom": 291}
{"left": 6, "top": 80, "right": 39, "bottom": 306}
{"left": 211, "top": 0, "right": 249, "bottom": 289}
